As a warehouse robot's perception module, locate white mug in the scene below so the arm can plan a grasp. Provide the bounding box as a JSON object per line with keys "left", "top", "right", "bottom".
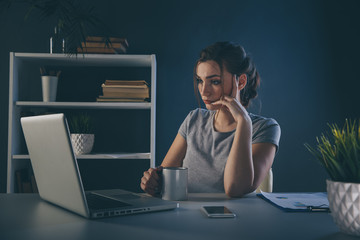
{"left": 161, "top": 167, "right": 188, "bottom": 201}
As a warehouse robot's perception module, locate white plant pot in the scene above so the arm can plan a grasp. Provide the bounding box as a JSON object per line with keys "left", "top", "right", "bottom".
{"left": 70, "top": 134, "right": 94, "bottom": 155}
{"left": 327, "top": 179, "right": 360, "bottom": 236}
{"left": 41, "top": 75, "right": 58, "bottom": 102}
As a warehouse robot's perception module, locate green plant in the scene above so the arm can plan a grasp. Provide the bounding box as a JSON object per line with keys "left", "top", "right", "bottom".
{"left": 68, "top": 113, "right": 93, "bottom": 134}
{"left": 305, "top": 119, "right": 360, "bottom": 183}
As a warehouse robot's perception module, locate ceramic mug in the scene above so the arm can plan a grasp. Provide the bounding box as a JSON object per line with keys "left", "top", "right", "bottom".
{"left": 161, "top": 167, "right": 188, "bottom": 201}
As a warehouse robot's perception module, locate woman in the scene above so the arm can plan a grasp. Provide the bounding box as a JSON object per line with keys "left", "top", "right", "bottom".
{"left": 141, "top": 42, "right": 281, "bottom": 198}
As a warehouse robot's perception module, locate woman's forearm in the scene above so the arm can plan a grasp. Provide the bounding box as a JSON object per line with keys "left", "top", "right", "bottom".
{"left": 224, "top": 119, "right": 254, "bottom": 197}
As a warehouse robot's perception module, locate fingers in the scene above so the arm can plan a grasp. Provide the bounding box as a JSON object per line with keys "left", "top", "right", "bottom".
{"left": 140, "top": 167, "right": 162, "bottom": 197}
{"left": 231, "top": 75, "right": 238, "bottom": 98}
{"left": 155, "top": 165, "right": 163, "bottom": 173}
{"left": 211, "top": 99, "right": 225, "bottom": 108}
{"left": 211, "top": 96, "right": 245, "bottom": 120}
{"left": 211, "top": 96, "right": 238, "bottom": 107}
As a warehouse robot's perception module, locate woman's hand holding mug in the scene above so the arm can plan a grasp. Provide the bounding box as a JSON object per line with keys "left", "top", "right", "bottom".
{"left": 140, "top": 166, "right": 163, "bottom": 197}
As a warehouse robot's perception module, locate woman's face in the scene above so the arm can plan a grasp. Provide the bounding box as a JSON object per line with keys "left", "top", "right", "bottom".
{"left": 196, "top": 60, "right": 234, "bottom": 110}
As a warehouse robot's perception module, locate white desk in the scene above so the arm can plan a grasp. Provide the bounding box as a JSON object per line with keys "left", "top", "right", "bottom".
{"left": 0, "top": 193, "right": 356, "bottom": 240}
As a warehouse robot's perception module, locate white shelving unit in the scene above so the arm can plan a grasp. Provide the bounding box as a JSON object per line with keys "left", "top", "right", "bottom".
{"left": 7, "top": 52, "right": 156, "bottom": 193}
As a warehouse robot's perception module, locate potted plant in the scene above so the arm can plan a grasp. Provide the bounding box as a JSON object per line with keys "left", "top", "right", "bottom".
{"left": 1, "top": 0, "right": 112, "bottom": 54}
{"left": 68, "top": 113, "right": 94, "bottom": 155}
{"left": 305, "top": 119, "right": 360, "bottom": 236}
{"left": 40, "top": 67, "right": 61, "bottom": 102}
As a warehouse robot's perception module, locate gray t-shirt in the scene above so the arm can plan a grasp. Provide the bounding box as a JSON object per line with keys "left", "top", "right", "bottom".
{"left": 178, "top": 108, "right": 281, "bottom": 193}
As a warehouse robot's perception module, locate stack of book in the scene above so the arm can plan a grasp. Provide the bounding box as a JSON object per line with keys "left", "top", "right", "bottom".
{"left": 97, "top": 80, "right": 150, "bottom": 102}
{"left": 77, "top": 36, "right": 129, "bottom": 54}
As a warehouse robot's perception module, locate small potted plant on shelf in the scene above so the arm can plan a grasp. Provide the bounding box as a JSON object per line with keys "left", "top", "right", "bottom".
{"left": 40, "top": 67, "right": 61, "bottom": 102}
{"left": 305, "top": 119, "right": 360, "bottom": 236}
{"left": 68, "top": 113, "right": 94, "bottom": 155}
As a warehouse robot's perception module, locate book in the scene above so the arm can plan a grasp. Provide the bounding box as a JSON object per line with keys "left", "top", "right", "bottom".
{"left": 102, "top": 84, "right": 148, "bottom": 89}
{"left": 96, "top": 97, "right": 147, "bottom": 102}
{"left": 102, "top": 86, "right": 149, "bottom": 94}
{"left": 104, "top": 80, "right": 148, "bottom": 86}
{"left": 86, "top": 36, "right": 129, "bottom": 45}
{"left": 77, "top": 47, "right": 126, "bottom": 54}
{"left": 102, "top": 92, "right": 149, "bottom": 98}
{"left": 97, "top": 79, "right": 149, "bottom": 101}
{"left": 81, "top": 42, "right": 126, "bottom": 49}
{"left": 78, "top": 36, "right": 129, "bottom": 54}
{"left": 101, "top": 92, "right": 149, "bottom": 99}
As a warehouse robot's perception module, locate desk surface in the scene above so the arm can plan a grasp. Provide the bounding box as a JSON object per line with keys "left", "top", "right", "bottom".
{"left": 0, "top": 193, "right": 357, "bottom": 240}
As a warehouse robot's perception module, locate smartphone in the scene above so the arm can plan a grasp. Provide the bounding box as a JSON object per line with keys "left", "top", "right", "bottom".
{"left": 201, "top": 206, "right": 236, "bottom": 218}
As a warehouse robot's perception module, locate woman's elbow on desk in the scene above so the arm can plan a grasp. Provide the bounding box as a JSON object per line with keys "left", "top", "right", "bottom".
{"left": 225, "top": 186, "right": 255, "bottom": 198}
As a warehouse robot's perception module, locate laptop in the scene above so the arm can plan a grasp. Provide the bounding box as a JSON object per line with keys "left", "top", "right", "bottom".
{"left": 20, "top": 113, "right": 177, "bottom": 219}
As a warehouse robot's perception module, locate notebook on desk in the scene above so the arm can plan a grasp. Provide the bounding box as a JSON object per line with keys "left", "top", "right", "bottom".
{"left": 20, "top": 113, "right": 177, "bottom": 219}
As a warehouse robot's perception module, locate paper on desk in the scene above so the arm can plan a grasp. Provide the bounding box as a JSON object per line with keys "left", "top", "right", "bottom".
{"left": 259, "top": 191, "right": 329, "bottom": 211}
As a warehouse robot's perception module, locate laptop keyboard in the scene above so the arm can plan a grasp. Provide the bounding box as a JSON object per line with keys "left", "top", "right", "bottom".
{"left": 86, "top": 193, "right": 131, "bottom": 210}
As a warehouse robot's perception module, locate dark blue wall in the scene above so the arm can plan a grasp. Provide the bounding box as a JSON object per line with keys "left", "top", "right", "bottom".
{"left": 1, "top": 0, "right": 360, "bottom": 192}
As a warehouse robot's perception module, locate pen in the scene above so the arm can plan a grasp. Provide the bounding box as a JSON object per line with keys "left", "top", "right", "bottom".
{"left": 307, "top": 206, "right": 330, "bottom": 212}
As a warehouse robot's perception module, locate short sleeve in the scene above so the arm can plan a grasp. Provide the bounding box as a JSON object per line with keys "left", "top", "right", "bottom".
{"left": 178, "top": 110, "right": 194, "bottom": 141}
{"left": 252, "top": 118, "right": 281, "bottom": 152}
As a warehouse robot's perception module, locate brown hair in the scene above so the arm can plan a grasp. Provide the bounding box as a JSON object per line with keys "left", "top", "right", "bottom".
{"left": 193, "top": 41, "right": 260, "bottom": 108}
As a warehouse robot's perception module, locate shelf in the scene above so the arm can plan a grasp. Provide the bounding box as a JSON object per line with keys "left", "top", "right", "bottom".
{"left": 16, "top": 101, "right": 151, "bottom": 109}
{"left": 13, "top": 53, "right": 154, "bottom": 67}
{"left": 13, "top": 152, "right": 151, "bottom": 160}
{"left": 8, "top": 52, "right": 157, "bottom": 193}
